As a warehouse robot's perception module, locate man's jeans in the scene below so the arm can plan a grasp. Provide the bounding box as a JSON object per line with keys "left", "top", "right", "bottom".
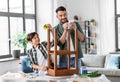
{"left": 58, "top": 57, "right": 82, "bottom": 73}
{"left": 21, "top": 57, "right": 33, "bottom": 73}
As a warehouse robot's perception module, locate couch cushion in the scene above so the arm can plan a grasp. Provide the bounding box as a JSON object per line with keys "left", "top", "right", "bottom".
{"left": 81, "top": 55, "right": 106, "bottom": 67}
{"left": 87, "top": 67, "right": 120, "bottom": 76}
{"left": 105, "top": 55, "right": 120, "bottom": 69}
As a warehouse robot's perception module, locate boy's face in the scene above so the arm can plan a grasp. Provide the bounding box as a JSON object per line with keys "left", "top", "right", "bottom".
{"left": 56, "top": 11, "right": 68, "bottom": 24}
{"left": 31, "top": 34, "right": 40, "bottom": 45}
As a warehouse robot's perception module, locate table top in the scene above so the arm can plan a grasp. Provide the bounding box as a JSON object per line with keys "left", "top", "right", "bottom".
{"left": 0, "top": 72, "right": 111, "bottom": 82}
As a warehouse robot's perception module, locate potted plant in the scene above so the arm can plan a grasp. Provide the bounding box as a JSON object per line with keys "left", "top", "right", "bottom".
{"left": 90, "top": 42, "right": 94, "bottom": 49}
{"left": 90, "top": 19, "right": 96, "bottom": 26}
{"left": 11, "top": 32, "right": 28, "bottom": 58}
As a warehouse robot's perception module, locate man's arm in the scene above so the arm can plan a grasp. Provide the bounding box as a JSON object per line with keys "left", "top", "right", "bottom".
{"left": 59, "top": 22, "right": 68, "bottom": 44}
{"left": 60, "top": 29, "right": 67, "bottom": 44}
{"left": 70, "top": 22, "right": 85, "bottom": 41}
{"left": 77, "top": 30, "right": 85, "bottom": 41}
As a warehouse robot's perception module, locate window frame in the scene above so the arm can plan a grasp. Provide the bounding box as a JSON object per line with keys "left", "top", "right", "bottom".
{"left": 115, "top": 0, "right": 120, "bottom": 51}
{"left": 0, "top": 0, "right": 37, "bottom": 59}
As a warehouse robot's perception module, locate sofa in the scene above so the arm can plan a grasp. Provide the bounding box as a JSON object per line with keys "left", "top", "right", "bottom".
{"left": 81, "top": 54, "right": 120, "bottom": 82}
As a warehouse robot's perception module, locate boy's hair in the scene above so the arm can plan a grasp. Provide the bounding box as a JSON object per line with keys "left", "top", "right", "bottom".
{"left": 27, "top": 32, "right": 38, "bottom": 41}
{"left": 56, "top": 6, "right": 66, "bottom": 13}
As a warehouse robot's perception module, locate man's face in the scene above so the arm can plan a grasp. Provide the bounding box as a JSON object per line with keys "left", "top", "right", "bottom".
{"left": 56, "top": 11, "right": 68, "bottom": 24}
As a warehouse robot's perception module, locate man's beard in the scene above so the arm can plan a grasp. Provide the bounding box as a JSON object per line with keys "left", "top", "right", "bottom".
{"left": 60, "top": 18, "right": 68, "bottom": 24}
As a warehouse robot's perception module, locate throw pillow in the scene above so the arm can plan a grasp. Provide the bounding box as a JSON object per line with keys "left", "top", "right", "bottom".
{"left": 118, "top": 57, "right": 120, "bottom": 69}
{"left": 105, "top": 55, "right": 119, "bottom": 69}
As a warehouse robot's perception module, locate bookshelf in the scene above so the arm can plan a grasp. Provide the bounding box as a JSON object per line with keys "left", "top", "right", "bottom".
{"left": 79, "top": 21, "right": 97, "bottom": 55}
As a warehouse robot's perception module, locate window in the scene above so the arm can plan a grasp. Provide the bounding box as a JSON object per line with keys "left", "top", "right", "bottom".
{"left": 115, "top": 0, "right": 120, "bottom": 51}
{"left": 25, "top": 0, "right": 35, "bottom": 14}
{"left": 0, "top": 17, "right": 9, "bottom": 56}
{"left": 0, "top": 0, "right": 36, "bottom": 58}
{"left": 9, "top": 0, "right": 23, "bottom": 13}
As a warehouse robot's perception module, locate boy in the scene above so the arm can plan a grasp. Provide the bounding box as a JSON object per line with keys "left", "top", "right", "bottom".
{"left": 22, "top": 25, "right": 53, "bottom": 74}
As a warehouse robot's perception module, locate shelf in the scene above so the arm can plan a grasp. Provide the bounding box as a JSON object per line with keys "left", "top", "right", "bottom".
{"left": 82, "top": 48, "right": 86, "bottom": 50}
{"left": 86, "top": 37, "right": 96, "bottom": 39}
{"left": 85, "top": 23, "right": 96, "bottom": 27}
{"left": 81, "top": 20, "right": 97, "bottom": 55}
{"left": 87, "top": 48, "right": 96, "bottom": 50}
{"left": 88, "top": 52, "right": 97, "bottom": 54}
{"left": 79, "top": 21, "right": 84, "bottom": 23}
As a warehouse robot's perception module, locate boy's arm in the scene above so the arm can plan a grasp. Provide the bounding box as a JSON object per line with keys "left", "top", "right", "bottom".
{"left": 32, "top": 64, "right": 47, "bottom": 71}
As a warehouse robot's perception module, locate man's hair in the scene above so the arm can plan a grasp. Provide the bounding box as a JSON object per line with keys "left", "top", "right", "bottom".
{"left": 56, "top": 6, "right": 66, "bottom": 13}
{"left": 27, "top": 32, "right": 39, "bottom": 41}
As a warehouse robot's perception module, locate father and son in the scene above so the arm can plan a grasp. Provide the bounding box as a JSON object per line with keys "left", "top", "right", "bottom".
{"left": 22, "top": 6, "right": 85, "bottom": 75}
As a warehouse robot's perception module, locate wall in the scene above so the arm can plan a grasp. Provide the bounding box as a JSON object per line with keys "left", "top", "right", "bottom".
{"left": 99, "top": 0, "right": 115, "bottom": 54}
{"left": 36, "top": 0, "right": 53, "bottom": 42}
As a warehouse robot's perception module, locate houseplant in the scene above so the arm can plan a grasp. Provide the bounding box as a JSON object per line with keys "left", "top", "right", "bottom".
{"left": 11, "top": 32, "right": 28, "bottom": 58}
{"left": 90, "top": 42, "right": 94, "bottom": 49}
{"left": 90, "top": 19, "right": 96, "bottom": 26}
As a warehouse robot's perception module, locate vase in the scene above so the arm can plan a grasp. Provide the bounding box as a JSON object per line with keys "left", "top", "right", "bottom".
{"left": 12, "top": 50, "right": 20, "bottom": 58}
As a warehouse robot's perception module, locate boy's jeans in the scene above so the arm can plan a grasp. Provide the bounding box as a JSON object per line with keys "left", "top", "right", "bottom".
{"left": 21, "top": 57, "right": 33, "bottom": 73}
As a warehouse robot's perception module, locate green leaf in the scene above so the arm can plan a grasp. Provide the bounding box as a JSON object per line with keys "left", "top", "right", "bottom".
{"left": 11, "top": 32, "right": 28, "bottom": 49}
{"left": 80, "top": 71, "right": 101, "bottom": 78}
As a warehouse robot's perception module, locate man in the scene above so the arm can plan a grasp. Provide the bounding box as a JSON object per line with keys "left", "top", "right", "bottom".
{"left": 53, "top": 6, "right": 85, "bottom": 72}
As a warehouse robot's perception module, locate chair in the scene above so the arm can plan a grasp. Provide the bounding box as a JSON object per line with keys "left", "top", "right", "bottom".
{"left": 47, "top": 29, "right": 78, "bottom": 76}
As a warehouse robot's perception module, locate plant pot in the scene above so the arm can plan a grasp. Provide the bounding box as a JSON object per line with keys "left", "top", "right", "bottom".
{"left": 90, "top": 22, "right": 96, "bottom": 26}
{"left": 90, "top": 45, "right": 94, "bottom": 49}
{"left": 12, "top": 50, "right": 20, "bottom": 58}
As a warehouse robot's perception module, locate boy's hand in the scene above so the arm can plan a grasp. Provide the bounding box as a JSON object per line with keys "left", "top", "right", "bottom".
{"left": 38, "top": 66, "right": 48, "bottom": 71}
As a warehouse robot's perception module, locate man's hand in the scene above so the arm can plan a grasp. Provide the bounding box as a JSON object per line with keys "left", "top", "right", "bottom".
{"left": 69, "top": 22, "right": 85, "bottom": 41}
{"left": 69, "top": 22, "right": 77, "bottom": 30}
{"left": 62, "top": 22, "right": 68, "bottom": 30}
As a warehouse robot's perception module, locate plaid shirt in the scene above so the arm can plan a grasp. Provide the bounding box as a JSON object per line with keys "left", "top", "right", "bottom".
{"left": 27, "top": 41, "right": 53, "bottom": 72}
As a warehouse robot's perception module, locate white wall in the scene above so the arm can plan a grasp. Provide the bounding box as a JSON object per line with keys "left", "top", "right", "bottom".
{"left": 99, "top": 0, "right": 115, "bottom": 54}
{"left": 36, "top": 0, "right": 52, "bottom": 42}
{"left": 36, "top": 0, "right": 116, "bottom": 55}
{"left": 55, "top": 0, "right": 99, "bottom": 20}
